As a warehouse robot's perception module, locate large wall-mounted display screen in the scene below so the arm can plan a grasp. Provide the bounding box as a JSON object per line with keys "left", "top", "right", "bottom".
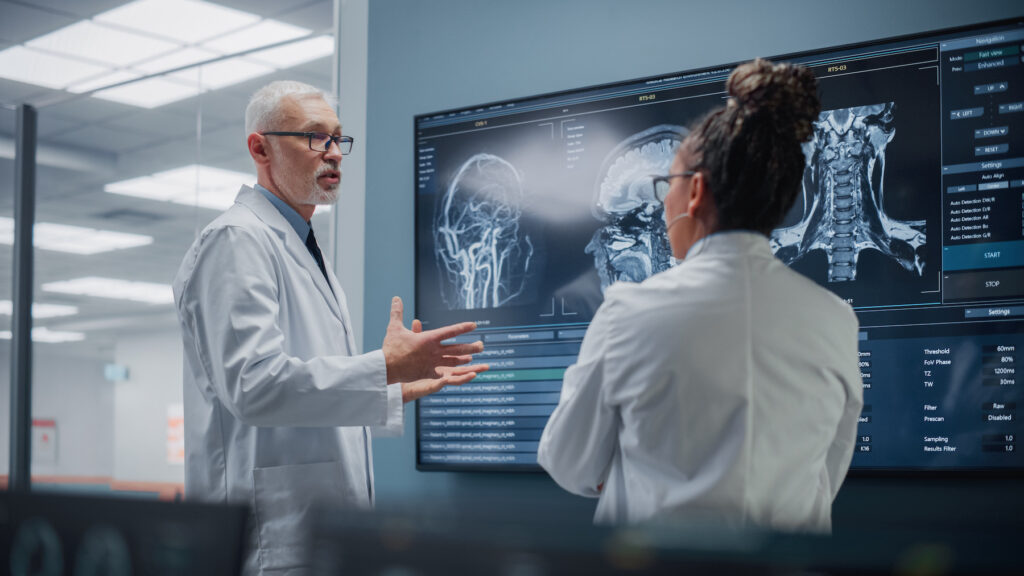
{"left": 415, "top": 19, "right": 1024, "bottom": 472}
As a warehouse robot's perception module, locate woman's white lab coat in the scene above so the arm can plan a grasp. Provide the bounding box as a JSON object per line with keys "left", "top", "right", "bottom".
{"left": 538, "top": 232, "right": 863, "bottom": 532}
{"left": 173, "top": 186, "right": 402, "bottom": 575}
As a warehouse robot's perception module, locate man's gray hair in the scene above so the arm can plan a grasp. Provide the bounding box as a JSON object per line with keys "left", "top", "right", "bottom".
{"left": 245, "top": 80, "right": 334, "bottom": 135}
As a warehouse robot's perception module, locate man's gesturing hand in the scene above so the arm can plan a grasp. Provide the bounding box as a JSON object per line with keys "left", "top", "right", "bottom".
{"left": 382, "top": 296, "right": 483, "bottom": 384}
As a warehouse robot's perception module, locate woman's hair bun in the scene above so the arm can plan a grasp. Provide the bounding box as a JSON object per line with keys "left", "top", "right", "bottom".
{"left": 726, "top": 58, "right": 820, "bottom": 141}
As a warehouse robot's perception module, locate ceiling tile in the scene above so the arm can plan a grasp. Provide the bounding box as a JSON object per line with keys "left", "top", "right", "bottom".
{"left": 44, "top": 95, "right": 135, "bottom": 124}
{"left": 203, "top": 151, "right": 253, "bottom": 174}
{"left": 36, "top": 166, "right": 111, "bottom": 199}
{"left": 105, "top": 109, "right": 198, "bottom": 140}
{"left": 209, "top": 0, "right": 318, "bottom": 20}
{"left": 60, "top": 125, "right": 161, "bottom": 153}
{"left": 37, "top": 111, "right": 85, "bottom": 137}
{"left": 0, "top": 76, "right": 57, "bottom": 106}
{"left": 261, "top": 0, "right": 333, "bottom": 32}
{"left": 160, "top": 88, "right": 247, "bottom": 130}
{"left": 15, "top": 0, "right": 134, "bottom": 19}
{"left": 189, "top": 125, "right": 244, "bottom": 155}
{"left": 287, "top": 57, "right": 332, "bottom": 82}
{"left": 0, "top": 108, "right": 13, "bottom": 134}
{"left": 0, "top": 1, "right": 77, "bottom": 44}
{"left": 115, "top": 137, "right": 202, "bottom": 177}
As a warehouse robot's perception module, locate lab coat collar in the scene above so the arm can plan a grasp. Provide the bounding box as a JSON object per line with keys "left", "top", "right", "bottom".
{"left": 685, "top": 230, "right": 772, "bottom": 260}
{"left": 233, "top": 185, "right": 346, "bottom": 325}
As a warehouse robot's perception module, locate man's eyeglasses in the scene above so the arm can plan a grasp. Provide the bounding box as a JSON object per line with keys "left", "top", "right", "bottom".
{"left": 651, "top": 171, "right": 697, "bottom": 202}
{"left": 261, "top": 131, "right": 355, "bottom": 155}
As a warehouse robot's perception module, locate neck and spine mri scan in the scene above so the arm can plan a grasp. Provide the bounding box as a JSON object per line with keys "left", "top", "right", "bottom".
{"left": 770, "top": 103, "right": 927, "bottom": 282}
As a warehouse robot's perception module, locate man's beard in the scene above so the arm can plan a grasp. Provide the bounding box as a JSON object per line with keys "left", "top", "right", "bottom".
{"left": 307, "top": 163, "right": 341, "bottom": 205}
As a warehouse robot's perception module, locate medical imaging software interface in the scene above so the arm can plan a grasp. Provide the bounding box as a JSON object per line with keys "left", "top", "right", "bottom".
{"left": 414, "top": 19, "right": 1024, "bottom": 472}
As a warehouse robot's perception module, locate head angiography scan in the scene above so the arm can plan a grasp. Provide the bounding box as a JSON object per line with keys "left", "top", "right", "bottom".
{"left": 770, "top": 103, "right": 926, "bottom": 282}
{"left": 588, "top": 124, "right": 686, "bottom": 292}
{"left": 433, "top": 153, "right": 535, "bottom": 310}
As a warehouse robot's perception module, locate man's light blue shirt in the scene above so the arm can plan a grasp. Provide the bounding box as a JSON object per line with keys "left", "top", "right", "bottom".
{"left": 255, "top": 183, "right": 311, "bottom": 240}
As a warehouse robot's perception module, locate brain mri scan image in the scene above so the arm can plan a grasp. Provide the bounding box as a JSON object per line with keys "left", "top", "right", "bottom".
{"left": 433, "top": 153, "right": 535, "bottom": 309}
{"left": 588, "top": 124, "right": 687, "bottom": 291}
{"left": 770, "top": 103, "right": 926, "bottom": 282}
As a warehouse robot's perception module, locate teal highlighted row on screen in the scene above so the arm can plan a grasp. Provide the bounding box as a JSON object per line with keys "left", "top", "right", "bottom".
{"left": 473, "top": 368, "right": 567, "bottom": 382}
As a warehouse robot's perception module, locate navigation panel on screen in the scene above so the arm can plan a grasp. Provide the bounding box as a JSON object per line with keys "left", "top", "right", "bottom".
{"left": 415, "top": 19, "right": 1024, "bottom": 472}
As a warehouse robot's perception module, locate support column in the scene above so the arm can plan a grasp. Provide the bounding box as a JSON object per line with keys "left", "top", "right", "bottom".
{"left": 9, "top": 104, "right": 36, "bottom": 492}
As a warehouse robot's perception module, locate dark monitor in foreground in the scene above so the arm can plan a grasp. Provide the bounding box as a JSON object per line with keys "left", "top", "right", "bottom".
{"left": 414, "top": 18, "right": 1024, "bottom": 472}
{"left": 0, "top": 491, "right": 247, "bottom": 575}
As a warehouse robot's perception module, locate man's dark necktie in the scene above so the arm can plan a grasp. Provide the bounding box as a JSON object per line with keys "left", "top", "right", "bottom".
{"left": 305, "top": 226, "right": 330, "bottom": 284}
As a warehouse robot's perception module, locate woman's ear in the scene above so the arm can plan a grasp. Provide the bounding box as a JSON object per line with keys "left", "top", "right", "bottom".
{"left": 687, "top": 171, "right": 708, "bottom": 215}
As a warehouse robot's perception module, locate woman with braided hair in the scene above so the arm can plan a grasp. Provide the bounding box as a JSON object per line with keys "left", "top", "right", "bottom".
{"left": 539, "top": 59, "right": 863, "bottom": 533}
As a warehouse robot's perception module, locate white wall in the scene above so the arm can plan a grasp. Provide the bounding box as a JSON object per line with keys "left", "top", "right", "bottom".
{"left": 0, "top": 345, "right": 114, "bottom": 477}
{"left": 112, "top": 329, "right": 184, "bottom": 483}
{"left": 0, "top": 331, "right": 183, "bottom": 485}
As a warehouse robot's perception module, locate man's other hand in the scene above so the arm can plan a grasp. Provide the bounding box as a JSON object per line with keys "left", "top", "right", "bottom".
{"left": 382, "top": 296, "right": 484, "bottom": 384}
{"left": 401, "top": 363, "right": 490, "bottom": 403}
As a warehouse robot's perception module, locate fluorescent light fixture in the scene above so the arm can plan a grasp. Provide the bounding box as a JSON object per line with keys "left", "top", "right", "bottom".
{"left": 0, "top": 327, "right": 86, "bottom": 344}
{"left": 201, "top": 20, "right": 309, "bottom": 54}
{"left": 132, "top": 46, "right": 218, "bottom": 75}
{"left": 171, "top": 57, "right": 275, "bottom": 91}
{"left": 93, "top": 76, "right": 201, "bottom": 108}
{"left": 106, "top": 165, "right": 333, "bottom": 212}
{"left": 3, "top": 0, "right": 329, "bottom": 109}
{"left": 43, "top": 277, "right": 175, "bottom": 305}
{"left": 103, "top": 176, "right": 182, "bottom": 203}
{"left": 94, "top": 0, "right": 260, "bottom": 44}
{"left": 0, "top": 46, "right": 109, "bottom": 89}
{"left": 0, "top": 301, "right": 79, "bottom": 318}
{"left": 27, "top": 20, "right": 178, "bottom": 67}
{"left": 0, "top": 217, "right": 153, "bottom": 254}
{"left": 106, "top": 164, "right": 253, "bottom": 210}
{"left": 66, "top": 70, "right": 142, "bottom": 94}
{"left": 249, "top": 36, "right": 334, "bottom": 69}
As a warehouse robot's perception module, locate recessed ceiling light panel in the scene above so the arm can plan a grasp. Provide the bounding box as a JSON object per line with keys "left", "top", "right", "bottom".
{"left": 94, "top": 0, "right": 260, "bottom": 44}
{"left": 42, "top": 277, "right": 175, "bottom": 305}
{"left": 0, "top": 301, "right": 79, "bottom": 318}
{"left": 249, "top": 36, "right": 335, "bottom": 68}
{"left": 106, "top": 165, "right": 255, "bottom": 211}
{"left": 0, "top": 327, "right": 86, "bottom": 343}
{"left": 27, "top": 20, "right": 178, "bottom": 67}
{"left": 92, "top": 76, "right": 201, "bottom": 108}
{"left": 201, "top": 20, "right": 310, "bottom": 54}
{"left": 66, "top": 70, "right": 142, "bottom": 94}
{"left": 0, "top": 217, "right": 154, "bottom": 255}
{"left": 0, "top": 46, "right": 109, "bottom": 89}
{"left": 172, "top": 58, "right": 275, "bottom": 91}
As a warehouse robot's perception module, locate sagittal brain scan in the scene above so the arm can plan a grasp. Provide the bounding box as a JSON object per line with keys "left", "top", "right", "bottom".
{"left": 588, "top": 124, "right": 686, "bottom": 291}
{"left": 433, "top": 153, "right": 535, "bottom": 309}
{"left": 770, "top": 103, "right": 926, "bottom": 282}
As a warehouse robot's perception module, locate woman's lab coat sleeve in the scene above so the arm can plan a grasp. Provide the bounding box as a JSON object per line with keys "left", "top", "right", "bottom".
{"left": 177, "top": 224, "right": 391, "bottom": 428}
{"left": 537, "top": 297, "right": 621, "bottom": 497}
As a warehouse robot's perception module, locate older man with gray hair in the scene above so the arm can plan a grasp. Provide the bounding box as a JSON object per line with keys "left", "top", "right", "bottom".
{"left": 173, "top": 80, "right": 487, "bottom": 575}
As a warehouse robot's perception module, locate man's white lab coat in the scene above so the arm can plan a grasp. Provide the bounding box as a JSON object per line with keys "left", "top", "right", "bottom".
{"left": 538, "top": 231, "right": 863, "bottom": 532}
{"left": 173, "top": 186, "right": 402, "bottom": 575}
